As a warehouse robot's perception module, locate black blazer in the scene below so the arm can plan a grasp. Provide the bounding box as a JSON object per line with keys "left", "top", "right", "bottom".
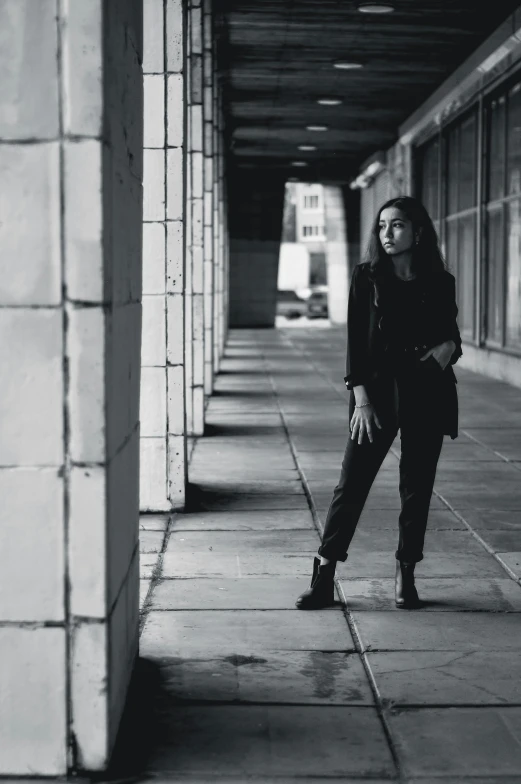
{"left": 344, "top": 261, "right": 463, "bottom": 439}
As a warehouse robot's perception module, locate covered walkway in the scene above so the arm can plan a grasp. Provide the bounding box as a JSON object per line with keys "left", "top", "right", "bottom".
{"left": 134, "top": 326, "right": 521, "bottom": 781}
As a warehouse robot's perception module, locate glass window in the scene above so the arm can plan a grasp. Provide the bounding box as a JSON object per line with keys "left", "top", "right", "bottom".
{"left": 446, "top": 127, "right": 459, "bottom": 215}
{"left": 486, "top": 206, "right": 505, "bottom": 344}
{"left": 506, "top": 199, "right": 521, "bottom": 347}
{"left": 507, "top": 82, "right": 521, "bottom": 196}
{"left": 459, "top": 113, "right": 477, "bottom": 211}
{"left": 304, "top": 195, "right": 319, "bottom": 209}
{"left": 419, "top": 138, "right": 440, "bottom": 219}
{"left": 445, "top": 111, "right": 478, "bottom": 215}
{"left": 457, "top": 213, "right": 476, "bottom": 340}
{"left": 446, "top": 219, "right": 459, "bottom": 292}
{"left": 488, "top": 95, "right": 506, "bottom": 201}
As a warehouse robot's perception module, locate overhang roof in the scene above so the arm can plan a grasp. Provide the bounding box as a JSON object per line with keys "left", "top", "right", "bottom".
{"left": 216, "top": 0, "right": 521, "bottom": 183}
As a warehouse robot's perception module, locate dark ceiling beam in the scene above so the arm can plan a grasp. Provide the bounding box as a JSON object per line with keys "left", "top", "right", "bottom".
{"left": 216, "top": 0, "right": 521, "bottom": 182}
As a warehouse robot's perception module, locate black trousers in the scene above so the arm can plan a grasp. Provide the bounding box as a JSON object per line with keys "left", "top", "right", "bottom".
{"left": 318, "top": 369, "right": 444, "bottom": 564}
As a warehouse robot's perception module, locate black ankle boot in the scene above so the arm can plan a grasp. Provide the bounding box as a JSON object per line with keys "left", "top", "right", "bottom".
{"left": 395, "top": 560, "right": 420, "bottom": 609}
{"left": 295, "top": 557, "right": 336, "bottom": 610}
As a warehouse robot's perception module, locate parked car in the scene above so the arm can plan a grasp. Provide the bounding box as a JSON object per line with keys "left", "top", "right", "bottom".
{"left": 276, "top": 290, "right": 307, "bottom": 320}
{"left": 306, "top": 290, "right": 329, "bottom": 319}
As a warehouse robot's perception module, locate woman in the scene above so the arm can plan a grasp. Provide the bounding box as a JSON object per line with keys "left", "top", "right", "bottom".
{"left": 296, "top": 196, "right": 462, "bottom": 611}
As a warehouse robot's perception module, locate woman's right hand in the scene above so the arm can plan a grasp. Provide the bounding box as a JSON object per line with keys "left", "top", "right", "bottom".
{"left": 350, "top": 404, "right": 382, "bottom": 444}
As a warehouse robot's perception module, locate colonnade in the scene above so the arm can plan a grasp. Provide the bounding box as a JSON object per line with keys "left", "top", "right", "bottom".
{"left": 141, "top": 0, "right": 228, "bottom": 512}
{"left": 0, "top": 0, "right": 229, "bottom": 774}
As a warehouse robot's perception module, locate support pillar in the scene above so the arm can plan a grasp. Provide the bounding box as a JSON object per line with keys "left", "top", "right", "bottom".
{"left": 0, "top": 0, "right": 143, "bottom": 772}
{"left": 214, "top": 84, "right": 227, "bottom": 369}
{"left": 203, "top": 0, "right": 215, "bottom": 396}
{"left": 189, "top": 0, "right": 205, "bottom": 435}
{"left": 141, "top": 0, "right": 187, "bottom": 510}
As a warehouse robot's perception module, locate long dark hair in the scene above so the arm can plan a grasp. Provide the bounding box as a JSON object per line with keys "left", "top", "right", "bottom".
{"left": 365, "top": 196, "right": 448, "bottom": 280}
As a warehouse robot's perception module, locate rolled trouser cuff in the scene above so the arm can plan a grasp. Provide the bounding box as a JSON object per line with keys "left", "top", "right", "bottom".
{"left": 395, "top": 549, "right": 423, "bottom": 564}
{"left": 318, "top": 545, "right": 348, "bottom": 563}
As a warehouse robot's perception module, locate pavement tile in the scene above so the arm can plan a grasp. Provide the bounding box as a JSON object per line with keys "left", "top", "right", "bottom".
{"left": 150, "top": 577, "right": 338, "bottom": 610}
{"left": 349, "top": 529, "right": 486, "bottom": 555}
{"left": 313, "top": 491, "right": 448, "bottom": 511}
{"left": 470, "top": 530, "right": 521, "bottom": 551}
{"left": 194, "top": 437, "right": 289, "bottom": 448}
{"left": 205, "top": 407, "right": 279, "bottom": 417}
{"left": 140, "top": 610, "right": 354, "bottom": 655}
{"left": 140, "top": 553, "right": 160, "bottom": 579}
{"left": 139, "top": 530, "right": 165, "bottom": 554}
{"left": 161, "top": 552, "right": 317, "bottom": 578}
{"left": 190, "top": 492, "right": 310, "bottom": 512}
{"left": 171, "top": 509, "right": 315, "bottom": 531}
{"left": 420, "top": 444, "right": 500, "bottom": 461}
{"left": 405, "top": 779, "right": 517, "bottom": 784}
{"left": 189, "top": 469, "right": 300, "bottom": 481}
{"left": 353, "top": 611, "right": 521, "bottom": 652}
{"left": 334, "top": 551, "right": 504, "bottom": 579}
{"left": 445, "top": 492, "right": 521, "bottom": 510}
{"left": 355, "top": 508, "right": 466, "bottom": 530}
{"left": 143, "top": 705, "right": 395, "bottom": 777}
{"left": 165, "top": 530, "right": 319, "bottom": 554}
{"left": 435, "top": 461, "right": 519, "bottom": 478}
{"left": 457, "top": 509, "right": 521, "bottom": 531}
{"left": 337, "top": 578, "right": 521, "bottom": 612}
{"left": 496, "top": 552, "right": 521, "bottom": 578}
{"left": 295, "top": 450, "right": 352, "bottom": 466}
{"left": 140, "top": 579, "right": 151, "bottom": 609}
{"left": 189, "top": 480, "right": 305, "bottom": 495}
{"left": 147, "top": 651, "right": 374, "bottom": 705}
{"left": 463, "top": 429, "right": 521, "bottom": 461}
{"left": 290, "top": 440, "right": 351, "bottom": 452}
{"left": 368, "top": 650, "right": 521, "bottom": 704}
{"left": 389, "top": 707, "right": 521, "bottom": 777}
{"left": 140, "top": 514, "right": 170, "bottom": 531}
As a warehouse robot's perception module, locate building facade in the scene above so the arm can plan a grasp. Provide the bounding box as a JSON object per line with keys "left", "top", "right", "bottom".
{"left": 353, "top": 10, "right": 521, "bottom": 388}
{"left": 295, "top": 183, "right": 327, "bottom": 286}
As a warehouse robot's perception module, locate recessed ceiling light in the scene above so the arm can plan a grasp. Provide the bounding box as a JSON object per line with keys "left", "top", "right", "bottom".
{"left": 317, "top": 98, "right": 342, "bottom": 106}
{"left": 291, "top": 161, "right": 308, "bottom": 167}
{"left": 298, "top": 145, "right": 317, "bottom": 151}
{"left": 288, "top": 177, "right": 300, "bottom": 182}
{"left": 334, "top": 61, "right": 364, "bottom": 70}
{"left": 306, "top": 125, "right": 329, "bottom": 132}
{"left": 357, "top": 2, "right": 395, "bottom": 13}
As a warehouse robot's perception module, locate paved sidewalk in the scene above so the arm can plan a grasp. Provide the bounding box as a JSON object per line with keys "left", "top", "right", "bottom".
{"left": 136, "top": 326, "right": 521, "bottom": 782}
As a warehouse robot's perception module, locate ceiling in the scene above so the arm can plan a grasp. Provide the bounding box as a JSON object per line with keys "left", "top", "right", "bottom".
{"left": 216, "top": 0, "right": 521, "bottom": 183}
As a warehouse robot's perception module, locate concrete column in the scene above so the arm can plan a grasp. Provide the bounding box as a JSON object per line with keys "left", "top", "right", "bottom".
{"left": 141, "top": 0, "right": 187, "bottom": 511}
{"left": 166, "top": 0, "right": 188, "bottom": 505}
{"left": 221, "top": 137, "right": 230, "bottom": 352}
{"left": 203, "top": 0, "right": 215, "bottom": 395}
{"left": 185, "top": 63, "right": 194, "bottom": 435}
{"left": 323, "top": 185, "right": 350, "bottom": 325}
{"left": 0, "top": 0, "right": 143, "bottom": 773}
{"left": 189, "top": 0, "right": 205, "bottom": 435}
{"left": 212, "top": 81, "right": 222, "bottom": 374}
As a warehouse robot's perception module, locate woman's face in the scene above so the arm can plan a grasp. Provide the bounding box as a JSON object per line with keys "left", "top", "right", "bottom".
{"left": 378, "top": 207, "right": 415, "bottom": 256}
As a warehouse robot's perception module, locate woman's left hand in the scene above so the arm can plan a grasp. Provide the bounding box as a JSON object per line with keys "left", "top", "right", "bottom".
{"left": 420, "top": 340, "right": 456, "bottom": 370}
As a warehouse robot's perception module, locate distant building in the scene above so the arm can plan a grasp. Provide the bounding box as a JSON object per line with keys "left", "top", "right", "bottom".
{"left": 279, "top": 183, "right": 328, "bottom": 290}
